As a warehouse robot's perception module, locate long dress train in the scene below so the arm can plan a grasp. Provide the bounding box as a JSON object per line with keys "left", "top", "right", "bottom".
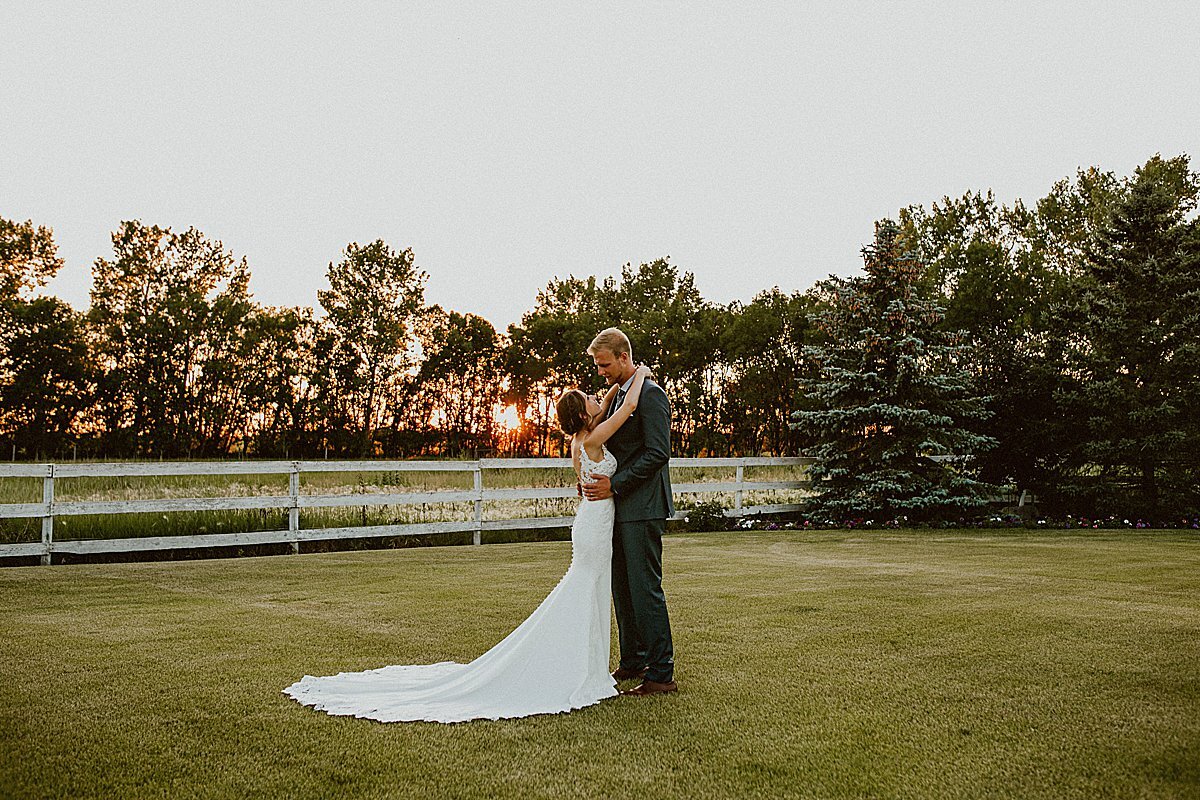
{"left": 282, "top": 447, "right": 619, "bottom": 723}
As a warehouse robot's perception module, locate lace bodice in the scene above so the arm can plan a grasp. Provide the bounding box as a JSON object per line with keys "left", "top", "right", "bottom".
{"left": 579, "top": 444, "right": 617, "bottom": 478}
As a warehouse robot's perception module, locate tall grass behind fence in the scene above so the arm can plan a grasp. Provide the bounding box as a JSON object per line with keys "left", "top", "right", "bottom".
{"left": 0, "top": 458, "right": 813, "bottom": 564}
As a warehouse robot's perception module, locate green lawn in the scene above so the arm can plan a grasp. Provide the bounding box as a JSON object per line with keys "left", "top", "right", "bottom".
{"left": 2, "top": 530, "right": 1197, "bottom": 799}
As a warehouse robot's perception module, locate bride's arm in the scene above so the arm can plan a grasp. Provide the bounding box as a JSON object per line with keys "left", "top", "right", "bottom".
{"left": 585, "top": 365, "right": 651, "bottom": 447}
{"left": 595, "top": 383, "right": 620, "bottom": 419}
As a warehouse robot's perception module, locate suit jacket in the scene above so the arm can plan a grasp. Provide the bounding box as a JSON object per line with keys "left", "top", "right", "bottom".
{"left": 606, "top": 379, "right": 675, "bottom": 523}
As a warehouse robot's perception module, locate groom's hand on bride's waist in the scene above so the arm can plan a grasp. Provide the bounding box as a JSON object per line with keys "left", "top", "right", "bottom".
{"left": 581, "top": 474, "right": 613, "bottom": 501}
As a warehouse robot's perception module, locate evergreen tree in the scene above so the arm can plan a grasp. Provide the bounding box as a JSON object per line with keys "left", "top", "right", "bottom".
{"left": 1060, "top": 154, "right": 1200, "bottom": 517}
{"left": 792, "top": 220, "right": 994, "bottom": 522}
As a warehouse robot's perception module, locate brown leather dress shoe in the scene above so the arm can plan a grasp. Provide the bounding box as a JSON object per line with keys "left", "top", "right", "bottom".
{"left": 611, "top": 666, "right": 649, "bottom": 682}
{"left": 620, "top": 679, "right": 678, "bottom": 696}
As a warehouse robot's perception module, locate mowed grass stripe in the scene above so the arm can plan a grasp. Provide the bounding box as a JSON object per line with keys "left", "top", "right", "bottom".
{"left": 1, "top": 531, "right": 1197, "bottom": 800}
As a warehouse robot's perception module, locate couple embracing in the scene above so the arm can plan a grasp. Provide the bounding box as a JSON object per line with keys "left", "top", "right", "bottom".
{"left": 285, "top": 327, "right": 677, "bottom": 723}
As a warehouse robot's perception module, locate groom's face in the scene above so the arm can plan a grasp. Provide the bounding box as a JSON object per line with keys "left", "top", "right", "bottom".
{"left": 592, "top": 348, "right": 630, "bottom": 386}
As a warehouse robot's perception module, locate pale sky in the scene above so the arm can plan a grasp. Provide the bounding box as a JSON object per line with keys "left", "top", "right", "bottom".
{"left": 3, "top": 2, "right": 1197, "bottom": 331}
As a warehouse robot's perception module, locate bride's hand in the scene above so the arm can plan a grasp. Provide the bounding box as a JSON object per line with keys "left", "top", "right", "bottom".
{"left": 636, "top": 364, "right": 652, "bottom": 377}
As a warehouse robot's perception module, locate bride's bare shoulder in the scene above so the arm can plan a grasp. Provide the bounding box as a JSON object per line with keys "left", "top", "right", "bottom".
{"left": 577, "top": 432, "right": 604, "bottom": 464}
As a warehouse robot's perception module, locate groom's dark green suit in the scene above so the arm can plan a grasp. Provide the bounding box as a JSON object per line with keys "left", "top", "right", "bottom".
{"left": 605, "top": 378, "right": 675, "bottom": 684}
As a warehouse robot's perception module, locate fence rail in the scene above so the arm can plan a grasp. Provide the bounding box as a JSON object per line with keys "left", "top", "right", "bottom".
{"left": 0, "top": 457, "right": 813, "bottom": 565}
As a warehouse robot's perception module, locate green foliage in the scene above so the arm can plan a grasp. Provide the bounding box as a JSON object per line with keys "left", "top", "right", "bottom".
{"left": 4, "top": 152, "right": 1200, "bottom": 501}
{"left": 237, "top": 305, "right": 321, "bottom": 456}
{"left": 0, "top": 296, "right": 94, "bottom": 458}
{"left": 0, "top": 219, "right": 91, "bottom": 458}
{"left": 608, "top": 260, "right": 724, "bottom": 455}
{"left": 502, "top": 273, "right": 614, "bottom": 454}
{"left": 0, "top": 217, "right": 63, "bottom": 300}
{"left": 1058, "top": 154, "right": 1200, "bottom": 517}
{"left": 406, "top": 306, "right": 503, "bottom": 456}
{"left": 680, "top": 500, "right": 730, "bottom": 532}
{"left": 793, "top": 220, "right": 995, "bottom": 521}
{"left": 898, "top": 169, "right": 1128, "bottom": 509}
{"left": 316, "top": 239, "right": 427, "bottom": 455}
{"left": 720, "top": 288, "right": 816, "bottom": 456}
{"left": 88, "top": 221, "right": 255, "bottom": 457}
{"left": 503, "top": 259, "right": 816, "bottom": 456}
{"left": 505, "top": 260, "right": 728, "bottom": 455}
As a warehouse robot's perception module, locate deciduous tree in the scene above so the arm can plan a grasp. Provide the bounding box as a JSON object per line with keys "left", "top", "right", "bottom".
{"left": 89, "top": 221, "right": 254, "bottom": 456}
{"left": 316, "top": 240, "right": 426, "bottom": 456}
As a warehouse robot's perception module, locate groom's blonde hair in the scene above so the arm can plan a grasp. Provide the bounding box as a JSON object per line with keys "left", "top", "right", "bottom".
{"left": 587, "top": 327, "right": 632, "bottom": 359}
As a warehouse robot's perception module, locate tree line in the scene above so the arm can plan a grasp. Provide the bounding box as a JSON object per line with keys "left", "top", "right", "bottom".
{"left": 2, "top": 153, "right": 1197, "bottom": 519}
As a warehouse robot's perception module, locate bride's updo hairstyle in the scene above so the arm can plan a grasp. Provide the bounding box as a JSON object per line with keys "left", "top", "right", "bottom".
{"left": 555, "top": 390, "right": 590, "bottom": 435}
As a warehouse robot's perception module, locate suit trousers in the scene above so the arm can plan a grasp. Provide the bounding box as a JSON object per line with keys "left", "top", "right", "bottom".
{"left": 611, "top": 518, "right": 674, "bottom": 683}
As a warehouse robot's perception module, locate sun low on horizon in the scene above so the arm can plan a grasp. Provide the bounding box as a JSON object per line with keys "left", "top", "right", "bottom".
{"left": 496, "top": 404, "right": 522, "bottom": 432}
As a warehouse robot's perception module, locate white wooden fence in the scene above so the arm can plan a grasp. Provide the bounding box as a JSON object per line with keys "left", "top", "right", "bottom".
{"left": 0, "top": 457, "right": 812, "bottom": 565}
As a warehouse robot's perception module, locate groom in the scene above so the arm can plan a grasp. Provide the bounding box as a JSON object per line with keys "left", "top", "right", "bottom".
{"left": 581, "top": 327, "right": 677, "bottom": 696}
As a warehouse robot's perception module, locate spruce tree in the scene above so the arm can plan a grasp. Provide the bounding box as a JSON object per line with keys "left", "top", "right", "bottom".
{"left": 792, "top": 220, "right": 995, "bottom": 522}
{"left": 1061, "top": 155, "right": 1200, "bottom": 518}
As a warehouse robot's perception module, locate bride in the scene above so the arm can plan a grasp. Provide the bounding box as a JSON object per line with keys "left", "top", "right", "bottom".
{"left": 283, "top": 364, "right": 654, "bottom": 723}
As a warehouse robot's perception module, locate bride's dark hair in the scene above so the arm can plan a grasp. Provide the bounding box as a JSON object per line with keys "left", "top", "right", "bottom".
{"left": 555, "top": 390, "right": 590, "bottom": 435}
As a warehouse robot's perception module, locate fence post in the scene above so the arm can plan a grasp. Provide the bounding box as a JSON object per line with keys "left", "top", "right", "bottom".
{"left": 41, "top": 464, "right": 54, "bottom": 566}
{"left": 0, "top": 457, "right": 811, "bottom": 564}
{"left": 734, "top": 462, "right": 744, "bottom": 515}
{"left": 289, "top": 462, "right": 300, "bottom": 554}
{"left": 473, "top": 464, "right": 483, "bottom": 546}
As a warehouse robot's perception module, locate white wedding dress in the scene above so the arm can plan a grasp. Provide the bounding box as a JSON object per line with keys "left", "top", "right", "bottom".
{"left": 283, "top": 446, "right": 619, "bottom": 723}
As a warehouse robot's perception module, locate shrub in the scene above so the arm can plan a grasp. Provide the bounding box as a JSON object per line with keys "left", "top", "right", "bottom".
{"left": 681, "top": 501, "right": 730, "bottom": 532}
